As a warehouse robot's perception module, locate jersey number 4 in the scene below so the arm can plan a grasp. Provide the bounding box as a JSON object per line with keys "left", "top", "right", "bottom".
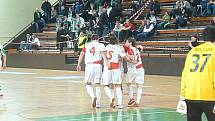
{"left": 190, "top": 54, "right": 211, "bottom": 72}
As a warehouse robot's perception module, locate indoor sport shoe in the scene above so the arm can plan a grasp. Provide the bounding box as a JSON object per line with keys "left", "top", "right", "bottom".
{"left": 128, "top": 98, "right": 135, "bottom": 105}
{"left": 92, "top": 97, "right": 97, "bottom": 108}
{"left": 117, "top": 105, "right": 123, "bottom": 109}
{"left": 110, "top": 98, "right": 116, "bottom": 108}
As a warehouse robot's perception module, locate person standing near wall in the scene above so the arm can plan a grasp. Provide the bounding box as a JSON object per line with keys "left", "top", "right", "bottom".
{"left": 0, "top": 44, "right": 6, "bottom": 96}
{"left": 41, "top": 0, "right": 52, "bottom": 23}
{"left": 180, "top": 26, "right": 215, "bottom": 121}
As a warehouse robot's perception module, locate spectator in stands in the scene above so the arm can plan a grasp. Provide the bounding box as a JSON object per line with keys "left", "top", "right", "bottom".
{"left": 61, "top": 16, "right": 71, "bottom": 33}
{"left": 19, "top": 34, "right": 32, "bottom": 51}
{"left": 89, "top": 0, "right": 96, "bottom": 10}
{"left": 184, "top": 0, "right": 193, "bottom": 17}
{"left": 57, "top": 24, "right": 69, "bottom": 52}
{"left": 19, "top": 40, "right": 27, "bottom": 51}
{"left": 97, "top": 7, "right": 109, "bottom": 37}
{"left": 31, "top": 35, "right": 40, "bottom": 50}
{"left": 41, "top": 0, "right": 52, "bottom": 23}
{"left": 157, "top": 11, "right": 171, "bottom": 30}
{"left": 211, "top": 16, "right": 215, "bottom": 25}
{"left": 121, "top": 19, "right": 136, "bottom": 41}
{"left": 150, "top": 0, "right": 161, "bottom": 15}
{"left": 207, "top": 0, "right": 215, "bottom": 15}
{"left": 34, "top": 8, "right": 46, "bottom": 33}
{"left": 147, "top": 11, "right": 157, "bottom": 25}
{"left": 76, "top": 13, "right": 85, "bottom": 33}
{"left": 74, "top": 1, "right": 83, "bottom": 14}
{"left": 68, "top": 7, "right": 75, "bottom": 22}
{"left": 136, "top": 19, "right": 155, "bottom": 41}
{"left": 88, "top": 8, "right": 98, "bottom": 31}
{"left": 201, "top": 0, "right": 209, "bottom": 16}
{"left": 70, "top": 17, "right": 78, "bottom": 39}
{"left": 26, "top": 34, "right": 32, "bottom": 51}
{"left": 51, "top": 6, "right": 57, "bottom": 23}
{"left": 190, "top": 0, "right": 201, "bottom": 16}
{"left": 78, "top": 31, "right": 88, "bottom": 52}
{"left": 113, "top": 20, "right": 124, "bottom": 40}
{"left": 188, "top": 35, "right": 200, "bottom": 50}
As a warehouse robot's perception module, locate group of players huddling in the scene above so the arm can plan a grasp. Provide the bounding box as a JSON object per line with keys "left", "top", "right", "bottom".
{"left": 77, "top": 34, "right": 144, "bottom": 109}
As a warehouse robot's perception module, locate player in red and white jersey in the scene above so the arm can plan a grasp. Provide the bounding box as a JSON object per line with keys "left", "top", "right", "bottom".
{"left": 77, "top": 34, "right": 108, "bottom": 108}
{"left": 103, "top": 35, "right": 132, "bottom": 109}
{"left": 124, "top": 38, "right": 145, "bottom": 107}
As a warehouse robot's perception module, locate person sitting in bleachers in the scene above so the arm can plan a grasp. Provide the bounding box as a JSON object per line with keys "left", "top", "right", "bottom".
{"left": 190, "top": 0, "right": 201, "bottom": 16}
{"left": 207, "top": 0, "right": 215, "bottom": 15}
{"left": 147, "top": 11, "right": 157, "bottom": 26}
{"left": 121, "top": 19, "right": 136, "bottom": 41}
{"left": 19, "top": 34, "right": 32, "bottom": 51}
{"left": 57, "top": 24, "right": 69, "bottom": 52}
{"left": 34, "top": 8, "right": 46, "bottom": 33}
{"left": 157, "top": 11, "right": 171, "bottom": 30}
{"left": 211, "top": 16, "right": 215, "bottom": 25}
{"left": 51, "top": 6, "right": 57, "bottom": 23}
{"left": 136, "top": 19, "right": 155, "bottom": 41}
{"left": 31, "top": 35, "right": 40, "bottom": 50}
{"left": 150, "top": 0, "right": 161, "bottom": 15}
{"left": 61, "top": 16, "right": 71, "bottom": 33}
{"left": 113, "top": 20, "right": 124, "bottom": 40}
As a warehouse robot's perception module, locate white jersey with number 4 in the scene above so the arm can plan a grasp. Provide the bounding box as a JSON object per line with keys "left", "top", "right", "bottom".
{"left": 82, "top": 41, "right": 106, "bottom": 64}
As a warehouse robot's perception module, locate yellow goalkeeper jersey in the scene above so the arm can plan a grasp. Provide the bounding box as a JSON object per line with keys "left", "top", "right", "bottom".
{"left": 181, "top": 42, "right": 215, "bottom": 101}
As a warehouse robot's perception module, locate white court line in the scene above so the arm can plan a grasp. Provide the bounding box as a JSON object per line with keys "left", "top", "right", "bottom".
{"left": 0, "top": 71, "right": 36, "bottom": 75}
{"left": 35, "top": 77, "right": 153, "bottom": 88}
{"left": 69, "top": 110, "right": 176, "bottom": 121}
{"left": 36, "top": 75, "right": 84, "bottom": 80}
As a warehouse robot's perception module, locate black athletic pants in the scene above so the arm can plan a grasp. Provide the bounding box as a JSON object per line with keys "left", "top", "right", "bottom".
{"left": 185, "top": 100, "right": 215, "bottom": 121}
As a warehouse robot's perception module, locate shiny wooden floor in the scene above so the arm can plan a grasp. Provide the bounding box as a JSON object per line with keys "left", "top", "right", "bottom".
{"left": 0, "top": 68, "right": 183, "bottom": 121}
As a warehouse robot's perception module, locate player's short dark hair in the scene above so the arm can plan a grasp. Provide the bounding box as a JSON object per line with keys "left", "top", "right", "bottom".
{"left": 203, "top": 26, "right": 215, "bottom": 42}
{"left": 91, "top": 34, "right": 99, "bottom": 41}
{"left": 127, "top": 37, "right": 136, "bottom": 47}
{"left": 109, "top": 35, "right": 117, "bottom": 45}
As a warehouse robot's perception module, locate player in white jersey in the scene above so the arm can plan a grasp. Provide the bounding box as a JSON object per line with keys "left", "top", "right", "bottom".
{"left": 77, "top": 34, "right": 108, "bottom": 108}
{"left": 124, "top": 38, "right": 145, "bottom": 107}
{"left": 102, "top": 35, "right": 133, "bottom": 109}
{"left": 0, "top": 44, "right": 6, "bottom": 96}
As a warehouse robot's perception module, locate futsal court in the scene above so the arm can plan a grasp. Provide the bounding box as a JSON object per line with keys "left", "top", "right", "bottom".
{"left": 0, "top": 67, "right": 208, "bottom": 121}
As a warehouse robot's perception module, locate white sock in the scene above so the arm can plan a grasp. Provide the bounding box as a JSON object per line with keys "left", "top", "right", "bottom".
{"left": 136, "top": 87, "right": 143, "bottom": 104}
{"left": 128, "top": 85, "right": 134, "bottom": 99}
{"left": 116, "top": 87, "right": 123, "bottom": 107}
{"left": 111, "top": 88, "right": 115, "bottom": 98}
{"left": 104, "top": 86, "right": 113, "bottom": 102}
{"left": 95, "top": 86, "right": 101, "bottom": 105}
{"left": 86, "top": 85, "right": 95, "bottom": 99}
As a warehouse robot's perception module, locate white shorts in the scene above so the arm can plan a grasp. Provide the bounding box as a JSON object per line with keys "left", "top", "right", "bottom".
{"left": 110, "top": 69, "right": 122, "bottom": 85}
{"left": 126, "top": 68, "right": 145, "bottom": 84}
{"left": 85, "top": 64, "right": 102, "bottom": 84}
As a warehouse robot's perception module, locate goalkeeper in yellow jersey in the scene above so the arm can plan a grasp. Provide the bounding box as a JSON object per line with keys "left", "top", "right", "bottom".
{"left": 180, "top": 26, "right": 215, "bottom": 121}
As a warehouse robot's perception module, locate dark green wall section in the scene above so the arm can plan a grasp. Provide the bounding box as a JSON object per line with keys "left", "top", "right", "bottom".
{"left": 7, "top": 53, "right": 185, "bottom": 76}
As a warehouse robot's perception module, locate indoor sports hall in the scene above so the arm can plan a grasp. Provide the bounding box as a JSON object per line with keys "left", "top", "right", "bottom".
{"left": 0, "top": 0, "right": 214, "bottom": 121}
